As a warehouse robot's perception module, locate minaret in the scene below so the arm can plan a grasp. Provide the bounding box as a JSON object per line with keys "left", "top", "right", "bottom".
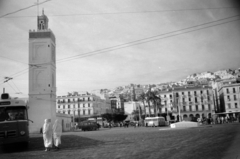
{"left": 28, "top": 10, "right": 56, "bottom": 133}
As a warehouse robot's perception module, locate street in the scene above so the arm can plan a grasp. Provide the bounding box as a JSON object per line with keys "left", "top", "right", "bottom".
{"left": 1, "top": 123, "right": 240, "bottom": 159}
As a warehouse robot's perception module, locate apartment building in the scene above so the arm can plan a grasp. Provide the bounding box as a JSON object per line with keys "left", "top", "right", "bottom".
{"left": 172, "top": 85, "right": 214, "bottom": 121}
{"left": 109, "top": 95, "right": 125, "bottom": 114}
{"left": 56, "top": 92, "right": 111, "bottom": 118}
{"left": 213, "top": 78, "right": 240, "bottom": 117}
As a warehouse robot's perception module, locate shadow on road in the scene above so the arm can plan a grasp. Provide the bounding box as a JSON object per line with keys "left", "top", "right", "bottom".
{"left": 0, "top": 135, "right": 104, "bottom": 153}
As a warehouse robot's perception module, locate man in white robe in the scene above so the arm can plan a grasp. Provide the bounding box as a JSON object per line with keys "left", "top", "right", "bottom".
{"left": 52, "top": 119, "right": 62, "bottom": 150}
{"left": 43, "top": 119, "right": 52, "bottom": 151}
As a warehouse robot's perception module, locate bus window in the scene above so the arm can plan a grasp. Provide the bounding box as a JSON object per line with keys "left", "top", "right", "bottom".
{"left": 5, "top": 107, "right": 27, "bottom": 121}
{"left": 0, "top": 108, "right": 8, "bottom": 121}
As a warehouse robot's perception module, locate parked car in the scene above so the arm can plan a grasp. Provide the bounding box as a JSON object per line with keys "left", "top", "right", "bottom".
{"left": 78, "top": 121, "right": 99, "bottom": 131}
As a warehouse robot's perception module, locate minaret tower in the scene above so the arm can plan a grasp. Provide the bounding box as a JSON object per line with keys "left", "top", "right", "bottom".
{"left": 28, "top": 10, "right": 56, "bottom": 133}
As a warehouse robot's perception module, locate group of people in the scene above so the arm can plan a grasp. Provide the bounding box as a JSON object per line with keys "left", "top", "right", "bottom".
{"left": 43, "top": 119, "right": 62, "bottom": 151}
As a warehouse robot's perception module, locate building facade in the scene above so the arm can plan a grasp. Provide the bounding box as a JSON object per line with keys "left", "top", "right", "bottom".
{"left": 213, "top": 78, "right": 240, "bottom": 117}
{"left": 172, "top": 85, "right": 215, "bottom": 121}
{"left": 56, "top": 92, "right": 111, "bottom": 118}
{"left": 28, "top": 10, "right": 57, "bottom": 133}
{"left": 109, "top": 95, "right": 125, "bottom": 114}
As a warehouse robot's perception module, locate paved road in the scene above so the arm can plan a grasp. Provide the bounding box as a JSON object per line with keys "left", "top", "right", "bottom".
{"left": 1, "top": 123, "right": 240, "bottom": 159}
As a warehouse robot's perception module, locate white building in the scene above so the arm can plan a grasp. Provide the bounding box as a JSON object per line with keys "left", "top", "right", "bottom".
{"left": 213, "top": 78, "right": 240, "bottom": 118}
{"left": 56, "top": 92, "right": 111, "bottom": 118}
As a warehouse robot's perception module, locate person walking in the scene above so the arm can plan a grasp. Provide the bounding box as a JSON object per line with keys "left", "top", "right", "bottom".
{"left": 52, "top": 119, "right": 62, "bottom": 150}
{"left": 43, "top": 119, "right": 53, "bottom": 151}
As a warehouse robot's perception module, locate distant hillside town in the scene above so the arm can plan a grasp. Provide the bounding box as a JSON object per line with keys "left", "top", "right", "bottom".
{"left": 56, "top": 68, "right": 240, "bottom": 123}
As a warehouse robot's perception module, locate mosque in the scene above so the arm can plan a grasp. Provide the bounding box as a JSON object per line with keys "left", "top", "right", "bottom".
{"left": 28, "top": 10, "right": 72, "bottom": 133}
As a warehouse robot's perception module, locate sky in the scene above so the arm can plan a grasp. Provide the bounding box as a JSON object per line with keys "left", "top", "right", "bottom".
{"left": 0, "top": 0, "right": 239, "bottom": 97}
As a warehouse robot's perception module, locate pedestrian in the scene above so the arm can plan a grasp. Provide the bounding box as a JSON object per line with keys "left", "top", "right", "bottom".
{"left": 43, "top": 119, "right": 52, "bottom": 151}
{"left": 52, "top": 119, "right": 62, "bottom": 150}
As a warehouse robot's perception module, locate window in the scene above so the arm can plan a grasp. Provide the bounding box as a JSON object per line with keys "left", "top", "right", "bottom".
{"left": 88, "top": 97, "right": 90, "bottom": 101}
{"left": 170, "top": 95, "right": 172, "bottom": 98}
{"left": 68, "top": 105, "right": 70, "bottom": 108}
{"left": 88, "top": 110, "right": 91, "bottom": 115}
{"left": 200, "top": 91, "right": 203, "bottom": 94}
{"left": 234, "top": 95, "right": 237, "bottom": 101}
{"left": 208, "top": 104, "right": 211, "bottom": 110}
{"left": 196, "top": 105, "right": 198, "bottom": 111}
{"left": 233, "top": 88, "right": 236, "bottom": 93}
{"left": 63, "top": 105, "right": 65, "bottom": 109}
{"left": 83, "top": 110, "right": 85, "bottom": 115}
{"left": 226, "top": 88, "right": 229, "bottom": 93}
{"left": 227, "top": 96, "right": 230, "bottom": 101}
{"left": 68, "top": 110, "right": 70, "bottom": 114}
{"left": 182, "top": 92, "right": 184, "bottom": 95}
{"left": 202, "top": 105, "right": 205, "bottom": 110}
{"left": 58, "top": 105, "right": 60, "bottom": 108}
{"left": 235, "top": 103, "right": 238, "bottom": 108}
{"left": 189, "top": 105, "right": 192, "bottom": 111}
{"left": 228, "top": 103, "right": 231, "bottom": 109}
{"left": 176, "top": 93, "right": 179, "bottom": 97}
{"left": 88, "top": 103, "right": 90, "bottom": 107}
{"left": 194, "top": 91, "right": 197, "bottom": 96}
{"left": 68, "top": 99, "right": 70, "bottom": 102}
{"left": 188, "top": 92, "right": 190, "bottom": 95}
{"left": 165, "top": 108, "right": 168, "bottom": 112}
{"left": 207, "top": 90, "right": 209, "bottom": 95}
{"left": 189, "top": 98, "right": 191, "bottom": 102}
{"left": 195, "top": 98, "right": 197, "bottom": 102}
{"left": 183, "top": 106, "right": 186, "bottom": 111}
{"left": 83, "top": 104, "right": 85, "bottom": 107}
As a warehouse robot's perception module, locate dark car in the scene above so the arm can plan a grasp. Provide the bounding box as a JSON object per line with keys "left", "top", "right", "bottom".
{"left": 79, "top": 121, "right": 99, "bottom": 131}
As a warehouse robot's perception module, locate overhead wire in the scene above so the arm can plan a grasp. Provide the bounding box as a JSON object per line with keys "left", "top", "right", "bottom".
{"left": 2, "top": 6, "right": 239, "bottom": 18}
{"left": 0, "top": 0, "right": 51, "bottom": 18}
{"left": 57, "top": 15, "right": 240, "bottom": 63}
{"left": 1, "top": 14, "right": 239, "bottom": 86}
{"left": 11, "top": 80, "right": 22, "bottom": 94}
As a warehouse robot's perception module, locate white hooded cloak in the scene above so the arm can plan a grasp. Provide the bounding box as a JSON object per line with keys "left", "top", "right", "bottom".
{"left": 43, "top": 119, "right": 52, "bottom": 148}
{"left": 52, "top": 119, "right": 62, "bottom": 147}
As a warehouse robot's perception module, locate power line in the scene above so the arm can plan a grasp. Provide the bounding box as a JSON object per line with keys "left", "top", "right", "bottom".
{"left": 2, "top": 6, "right": 239, "bottom": 18}
{"left": 0, "top": 55, "right": 28, "bottom": 65}
{"left": 0, "top": 0, "right": 51, "bottom": 18}
{"left": 7, "top": 81, "right": 17, "bottom": 93}
{"left": 57, "top": 15, "right": 240, "bottom": 63}
{"left": 11, "top": 80, "right": 22, "bottom": 94}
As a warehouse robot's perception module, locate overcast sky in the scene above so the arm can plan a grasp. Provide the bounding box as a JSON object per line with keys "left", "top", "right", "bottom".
{"left": 0, "top": 0, "right": 239, "bottom": 97}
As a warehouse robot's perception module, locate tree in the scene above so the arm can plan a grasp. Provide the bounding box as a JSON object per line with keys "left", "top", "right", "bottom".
{"left": 112, "top": 113, "right": 127, "bottom": 122}
{"left": 137, "top": 92, "right": 147, "bottom": 117}
{"left": 147, "top": 90, "right": 162, "bottom": 117}
{"left": 132, "top": 110, "right": 140, "bottom": 121}
{"left": 101, "top": 113, "right": 113, "bottom": 122}
{"left": 101, "top": 113, "right": 127, "bottom": 123}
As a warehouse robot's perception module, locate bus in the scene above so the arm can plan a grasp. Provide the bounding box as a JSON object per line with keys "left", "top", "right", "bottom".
{"left": 0, "top": 93, "right": 31, "bottom": 147}
{"left": 144, "top": 117, "right": 166, "bottom": 127}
